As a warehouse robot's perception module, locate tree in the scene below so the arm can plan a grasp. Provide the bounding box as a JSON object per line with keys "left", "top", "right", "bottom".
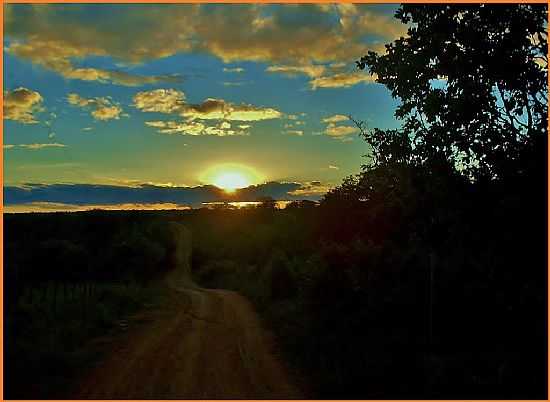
{"left": 257, "top": 196, "right": 277, "bottom": 209}
{"left": 357, "top": 4, "right": 547, "bottom": 180}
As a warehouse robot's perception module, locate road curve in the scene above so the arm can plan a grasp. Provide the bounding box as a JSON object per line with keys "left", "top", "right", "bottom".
{"left": 76, "top": 287, "right": 302, "bottom": 399}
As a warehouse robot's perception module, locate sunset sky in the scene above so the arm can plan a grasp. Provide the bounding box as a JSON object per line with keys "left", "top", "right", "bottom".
{"left": 4, "top": 4, "right": 406, "bottom": 210}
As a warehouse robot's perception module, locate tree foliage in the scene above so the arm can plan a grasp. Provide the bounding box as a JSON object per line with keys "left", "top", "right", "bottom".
{"left": 357, "top": 4, "right": 547, "bottom": 179}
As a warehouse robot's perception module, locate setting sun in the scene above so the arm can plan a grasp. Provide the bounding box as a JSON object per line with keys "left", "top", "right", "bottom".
{"left": 212, "top": 172, "right": 249, "bottom": 192}
{"left": 201, "top": 163, "right": 264, "bottom": 192}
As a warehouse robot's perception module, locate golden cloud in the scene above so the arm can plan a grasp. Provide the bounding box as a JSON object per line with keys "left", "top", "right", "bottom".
{"left": 67, "top": 93, "right": 123, "bottom": 121}
{"left": 322, "top": 114, "right": 349, "bottom": 124}
{"left": 145, "top": 120, "right": 205, "bottom": 135}
{"left": 289, "top": 181, "right": 334, "bottom": 196}
{"left": 134, "top": 89, "right": 282, "bottom": 122}
{"left": 4, "top": 87, "right": 44, "bottom": 124}
{"left": 266, "top": 62, "right": 377, "bottom": 89}
{"left": 322, "top": 113, "right": 359, "bottom": 140}
{"left": 266, "top": 64, "right": 326, "bottom": 78}
{"left": 145, "top": 120, "right": 248, "bottom": 136}
{"left": 183, "top": 98, "right": 282, "bottom": 121}
{"left": 310, "top": 71, "right": 377, "bottom": 89}
{"left": 133, "top": 89, "right": 186, "bottom": 113}
{"left": 7, "top": 41, "right": 181, "bottom": 86}
{"left": 284, "top": 130, "right": 303, "bottom": 136}
{"left": 5, "top": 4, "right": 406, "bottom": 86}
{"left": 324, "top": 123, "right": 360, "bottom": 138}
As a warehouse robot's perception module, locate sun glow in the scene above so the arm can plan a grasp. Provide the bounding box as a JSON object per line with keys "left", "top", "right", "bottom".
{"left": 201, "top": 163, "right": 264, "bottom": 193}
{"left": 212, "top": 172, "right": 249, "bottom": 192}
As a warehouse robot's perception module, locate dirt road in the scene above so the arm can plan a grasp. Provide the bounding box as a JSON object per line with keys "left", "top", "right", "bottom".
{"left": 76, "top": 287, "right": 302, "bottom": 399}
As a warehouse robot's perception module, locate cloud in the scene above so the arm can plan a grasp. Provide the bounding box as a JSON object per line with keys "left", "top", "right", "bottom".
{"left": 323, "top": 114, "right": 349, "bottom": 124}
{"left": 322, "top": 114, "right": 359, "bottom": 140}
{"left": 266, "top": 64, "right": 326, "bottom": 78}
{"left": 67, "top": 93, "right": 123, "bottom": 121}
{"left": 223, "top": 67, "right": 245, "bottom": 73}
{"left": 289, "top": 181, "right": 333, "bottom": 196}
{"left": 4, "top": 87, "right": 44, "bottom": 124}
{"left": 310, "top": 71, "right": 376, "bottom": 89}
{"left": 4, "top": 202, "right": 191, "bottom": 213}
{"left": 134, "top": 89, "right": 282, "bottom": 130}
{"left": 182, "top": 98, "right": 282, "bottom": 122}
{"left": 5, "top": 4, "right": 406, "bottom": 85}
{"left": 191, "top": 5, "right": 388, "bottom": 66}
{"left": 4, "top": 143, "right": 67, "bottom": 150}
{"left": 266, "top": 62, "right": 377, "bottom": 90}
{"left": 284, "top": 130, "right": 303, "bottom": 136}
{"left": 325, "top": 124, "right": 359, "bottom": 138}
{"left": 145, "top": 120, "right": 205, "bottom": 135}
{"left": 132, "top": 88, "right": 186, "bottom": 113}
{"left": 6, "top": 40, "right": 182, "bottom": 86}
{"left": 222, "top": 81, "right": 248, "bottom": 87}
{"left": 4, "top": 181, "right": 330, "bottom": 208}
{"left": 145, "top": 120, "right": 247, "bottom": 136}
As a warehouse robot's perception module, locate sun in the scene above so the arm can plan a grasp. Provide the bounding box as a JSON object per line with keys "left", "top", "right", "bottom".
{"left": 212, "top": 172, "right": 249, "bottom": 192}
{"left": 201, "top": 163, "right": 264, "bottom": 193}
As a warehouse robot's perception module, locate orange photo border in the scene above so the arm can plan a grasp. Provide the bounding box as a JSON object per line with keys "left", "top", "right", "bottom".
{"left": 0, "top": 0, "right": 548, "bottom": 401}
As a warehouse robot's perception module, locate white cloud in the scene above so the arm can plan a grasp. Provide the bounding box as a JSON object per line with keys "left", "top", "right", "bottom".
{"left": 223, "top": 67, "right": 245, "bottom": 73}
{"left": 222, "top": 81, "right": 247, "bottom": 87}
{"left": 4, "top": 143, "right": 67, "bottom": 150}
{"left": 284, "top": 130, "right": 303, "bottom": 136}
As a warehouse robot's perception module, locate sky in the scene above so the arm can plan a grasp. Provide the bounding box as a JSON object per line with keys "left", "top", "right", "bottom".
{"left": 3, "top": 3, "right": 406, "bottom": 211}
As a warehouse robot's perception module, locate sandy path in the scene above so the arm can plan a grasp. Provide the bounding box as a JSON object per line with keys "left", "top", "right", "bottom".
{"left": 76, "top": 287, "right": 302, "bottom": 399}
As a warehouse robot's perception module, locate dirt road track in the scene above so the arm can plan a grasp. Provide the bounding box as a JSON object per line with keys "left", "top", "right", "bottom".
{"left": 76, "top": 287, "right": 302, "bottom": 399}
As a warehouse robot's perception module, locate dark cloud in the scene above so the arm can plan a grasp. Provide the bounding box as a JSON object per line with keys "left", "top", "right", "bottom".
{"left": 4, "top": 181, "right": 324, "bottom": 209}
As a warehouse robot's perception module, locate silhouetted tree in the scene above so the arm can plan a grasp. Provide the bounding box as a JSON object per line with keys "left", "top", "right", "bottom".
{"left": 257, "top": 196, "right": 277, "bottom": 209}
{"left": 357, "top": 4, "right": 547, "bottom": 180}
